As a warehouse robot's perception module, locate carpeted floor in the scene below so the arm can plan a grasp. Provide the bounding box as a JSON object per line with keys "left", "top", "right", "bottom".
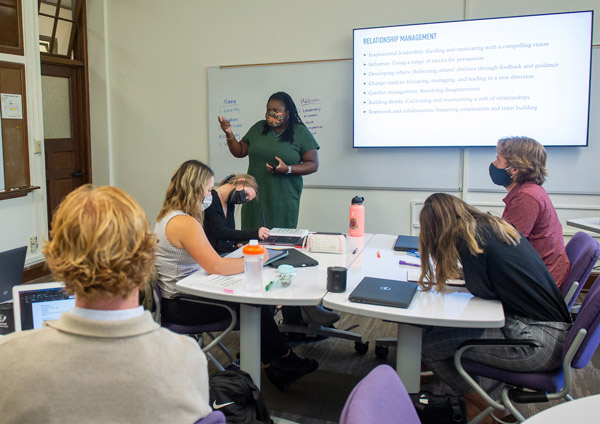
{"left": 207, "top": 307, "right": 600, "bottom": 424}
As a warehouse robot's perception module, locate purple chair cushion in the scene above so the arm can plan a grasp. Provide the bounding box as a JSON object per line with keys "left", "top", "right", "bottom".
{"left": 560, "top": 232, "right": 600, "bottom": 308}
{"left": 194, "top": 410, "right": 226, "bottom": 424}
{"left": 339, "top": 364, "right": 420, "bottom": 424}
{"left": 460, "top": 275, "right": 600, "bottom": 396}
{"left": 462, "top": 359, "right": 565, "bottom": 393}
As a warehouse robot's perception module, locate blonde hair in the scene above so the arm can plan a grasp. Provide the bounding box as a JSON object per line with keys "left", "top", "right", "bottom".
{"left": 418, "top": 193, "right": 521, "bottom": 291}
{"left": 157, "top": 160, "right": 214, "bottom": 222}
{"left": 43, "top": 185, "right": 157, "bottom": 300}
{"left": 219, "top": 173, "right": 259, "bottom": 195}
{"left": 497, "top": 136, "right": 547, "bottom": 185}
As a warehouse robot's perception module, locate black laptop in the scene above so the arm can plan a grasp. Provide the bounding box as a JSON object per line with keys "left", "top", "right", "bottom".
{"left": 349, "top": 277, "right": 418, "bottom": 308}
{"left": 0, "top": 246, "right": 27, "bottom": 303}
{"left": 393, "top": 235, "right": 419, "bottom": 252}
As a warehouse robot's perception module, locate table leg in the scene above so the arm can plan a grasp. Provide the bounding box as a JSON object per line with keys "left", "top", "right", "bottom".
{"left": 396, "top": 323, "right": 422, "bottom": 393}
{"left": 240, "top": 304, "right": 261, "bottom": 387}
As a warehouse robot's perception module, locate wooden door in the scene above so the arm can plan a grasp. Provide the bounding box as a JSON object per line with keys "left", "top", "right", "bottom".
{"left": 41, "top": 64, "right": 85, "bottom": 224}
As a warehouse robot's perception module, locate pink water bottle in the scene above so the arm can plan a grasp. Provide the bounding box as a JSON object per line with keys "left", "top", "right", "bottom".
{"left": 349, "top": 196, "right": 365, "bottom": 237}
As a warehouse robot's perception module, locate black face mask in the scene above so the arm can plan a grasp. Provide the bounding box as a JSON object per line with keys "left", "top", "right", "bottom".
{"left": 229, "top": 189, "right": 247, "bottom": 204}
{"left": 488, "top": 162, "right": 513, "bottom": 187}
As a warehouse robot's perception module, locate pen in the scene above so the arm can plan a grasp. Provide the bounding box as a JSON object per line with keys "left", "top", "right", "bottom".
{"left": 352, "top": 247, "right": 358, "bottom": 254}
{"left": 406, "top": 251, "right": 420, "bottom": 258}
{"left": 376, "top": 250, "right": 381, "bottom": 258}
{"left": 399, "top": 260, "right": 420, "bottom": 268}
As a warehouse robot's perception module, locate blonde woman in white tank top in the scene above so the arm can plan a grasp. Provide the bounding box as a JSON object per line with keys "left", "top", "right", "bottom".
{"left": 154, "top": 160, "right": 319, "bottom": 392}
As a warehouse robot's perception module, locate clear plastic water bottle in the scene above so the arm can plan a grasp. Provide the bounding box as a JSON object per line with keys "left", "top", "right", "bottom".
{"left": 243, "top": 240, "right": 265, "bottom": 292}
{"left": 349, "top": 196, "right": 365, "bottom": 237}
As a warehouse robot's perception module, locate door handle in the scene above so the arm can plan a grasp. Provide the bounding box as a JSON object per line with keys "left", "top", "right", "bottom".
{"left": 72, "top": 170, "right": 83, "bottom": 177}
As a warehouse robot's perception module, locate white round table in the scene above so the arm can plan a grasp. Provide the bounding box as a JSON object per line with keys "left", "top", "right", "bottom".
{"left": 522, "top": 394, "right": 600, "bottom": 423}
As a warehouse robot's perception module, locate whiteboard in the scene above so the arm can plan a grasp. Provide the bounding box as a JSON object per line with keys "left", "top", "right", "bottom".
{"left": 466, "top": 49, "right": 600, "bottom": 194}
{"left": 207, "top": 61, "right": 462, "bottom": 190}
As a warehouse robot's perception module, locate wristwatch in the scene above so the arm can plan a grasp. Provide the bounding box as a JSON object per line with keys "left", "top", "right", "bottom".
{"left": 287, "top": 165, "right": 292, "bottom": 174}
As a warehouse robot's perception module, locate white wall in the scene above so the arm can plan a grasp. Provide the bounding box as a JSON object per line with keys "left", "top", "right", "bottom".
{"left": 88, "top": 0, "right": 599, "bottom": 237}
{"left": 88, "top": 0, "right": 467, "bottom": 232}
{"left": 3, "top": 0, "right": 599, "bottom": 268}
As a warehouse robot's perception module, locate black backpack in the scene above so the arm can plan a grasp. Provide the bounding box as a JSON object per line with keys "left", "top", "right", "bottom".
{"left": 409, "top": 390, "right": 466, "bottom": 424}
{"left": 209, "top": 369, "right": 273, "bottom": 424}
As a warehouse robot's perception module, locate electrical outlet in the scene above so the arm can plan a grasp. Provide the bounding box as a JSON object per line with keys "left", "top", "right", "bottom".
{"left": 34, "top": 139, "right": 42, "bottom": 154}
{"left": 29, "top": 236, "right": 38, "bottom": 252}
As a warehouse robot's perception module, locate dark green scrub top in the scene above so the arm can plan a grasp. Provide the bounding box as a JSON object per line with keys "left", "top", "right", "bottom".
{"left": 241, "top": 121, "right": 319, "bottom": 230}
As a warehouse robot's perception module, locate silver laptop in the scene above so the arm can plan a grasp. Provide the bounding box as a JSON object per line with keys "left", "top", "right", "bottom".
{"left": 349, "top": 277, "right": 418, "bottom": 308}
{"left": 12, "top": 282, "right": 75, "bottom": 331}
{"left": 0, "top": 246, "right": 27, "bottom": 303}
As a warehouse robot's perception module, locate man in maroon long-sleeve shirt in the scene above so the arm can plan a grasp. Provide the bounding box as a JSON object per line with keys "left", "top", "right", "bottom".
{"left": 489, "top": 136, "right": 570, "bottom": 287}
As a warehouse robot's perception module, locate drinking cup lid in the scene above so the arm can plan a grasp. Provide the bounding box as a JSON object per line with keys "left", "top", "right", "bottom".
{"left": 243, "top": 240, "right": 265, "bottom": 255}
{"left": 277, "top": 264, "right": 296, "bottom": 275}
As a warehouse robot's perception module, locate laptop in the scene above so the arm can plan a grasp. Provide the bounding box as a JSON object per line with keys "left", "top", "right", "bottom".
{"left": 268, "top": 248, "right": 319, "bottom": 268}
{"left": 0, "top": 246, "right": 27, "bottom": 303}
{"left": 12, "top": 282, "right": 75, "bottom": 331}
{"left": 393, "top": 235, "right": 419, "bottom": 252}
{"left": 349, "top": 277, "right": 418, "bottom": 308}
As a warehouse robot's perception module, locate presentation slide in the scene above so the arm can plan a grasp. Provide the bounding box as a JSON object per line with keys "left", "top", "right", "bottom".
{"left": 354, "top": 11, "right": 593, "bottom": 148}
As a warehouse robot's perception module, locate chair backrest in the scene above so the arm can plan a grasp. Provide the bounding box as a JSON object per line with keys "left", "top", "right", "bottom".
{"left": 193, "top": 410, "right": 226, "bottom": 424}
{"left": 339, "top": 364, "right": 420, "bottom": 424}
{"left": 564, "top": 274, "right": 600, "bottom": 368}
{"left": 560, "top": 232, "right": 600, "bottom": 309}
{"left": 141, "top": 265, "right": 159, "bottom": 313}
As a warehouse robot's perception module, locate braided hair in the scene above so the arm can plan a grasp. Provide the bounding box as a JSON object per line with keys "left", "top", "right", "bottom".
{"left": 262, "top": 91, "right": 305, "bottom": 143}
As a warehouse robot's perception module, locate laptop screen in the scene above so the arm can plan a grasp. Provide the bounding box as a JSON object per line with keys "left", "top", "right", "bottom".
{"left": 0, "top": 246, "right": 27, "bottom": 303}
{"left": 12, "top": 283, "right": 75, "bottom": 331}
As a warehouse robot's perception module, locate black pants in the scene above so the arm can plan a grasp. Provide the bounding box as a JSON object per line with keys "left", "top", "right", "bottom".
{"left": 161, "top": 297, "right": 289, "bottom": 364}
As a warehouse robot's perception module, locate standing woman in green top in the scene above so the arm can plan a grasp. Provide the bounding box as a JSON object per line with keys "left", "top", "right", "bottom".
{"left": 218, "top": 92, "right": 320, "bottom": 230}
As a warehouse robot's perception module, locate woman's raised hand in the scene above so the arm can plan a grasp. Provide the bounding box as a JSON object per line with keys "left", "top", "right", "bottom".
{"left": 218, "top": 116, "right": 233, "bottom": 136}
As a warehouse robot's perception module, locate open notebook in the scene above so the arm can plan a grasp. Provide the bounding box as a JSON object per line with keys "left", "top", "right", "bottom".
{"left": 12, "top": 282, "right": 75, "bottom": 331}
{"left": 261, "top": 228, "right": 309, "bottom": 246}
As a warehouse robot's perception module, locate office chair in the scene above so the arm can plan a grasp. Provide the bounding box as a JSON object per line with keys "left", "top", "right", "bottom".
{"left": 560, "top": 231, "right": 600, "bottom": 310}
{"left": 277, "top": 308, "right": 369, "bottom": 354}
{"left": 454, "top": 273, "right": 600, "bottom": 423}
{"left": 339, "top": 364, "right": 421, "bottom": 424}
{"left": 193, "top": 411, "right": 226, "bottom": 424}
{"left": 147, "top": 268, "right": 238, "bottom": 371}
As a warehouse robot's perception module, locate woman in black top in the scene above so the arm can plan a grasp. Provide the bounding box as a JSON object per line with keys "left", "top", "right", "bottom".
{"left": 418, "top": 193, "right": 571, "bottom": 423}
{"left": 204, "top": 174, "right": 270, "bottom": 254}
